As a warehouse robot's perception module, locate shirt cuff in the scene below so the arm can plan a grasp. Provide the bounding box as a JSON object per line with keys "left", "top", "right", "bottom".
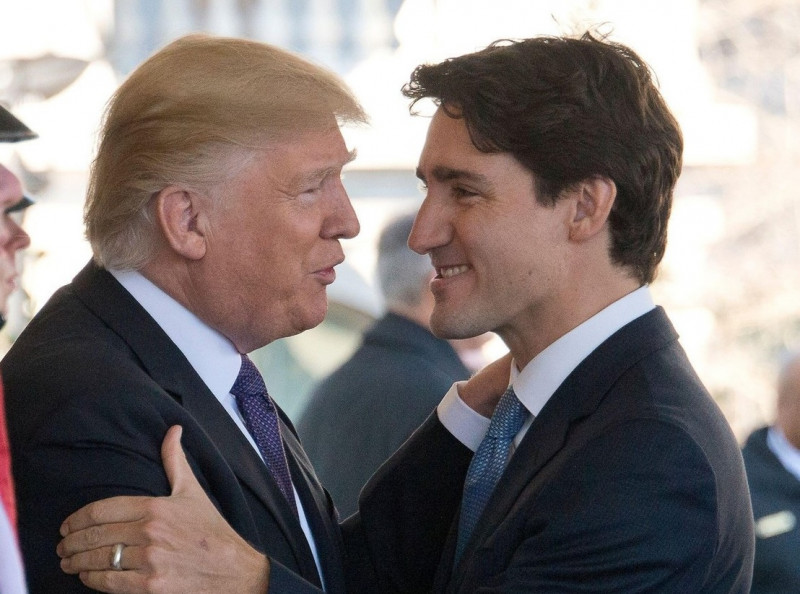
{"left": 436, "top": 381, "right": 491, "bottom": 452}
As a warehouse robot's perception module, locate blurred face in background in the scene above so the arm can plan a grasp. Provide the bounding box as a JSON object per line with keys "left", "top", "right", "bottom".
{"left": 0, "top": 165, "right": 31, "bottom": 317}
{"left": 777, "top": 356, "right": 800, "bottom": 450}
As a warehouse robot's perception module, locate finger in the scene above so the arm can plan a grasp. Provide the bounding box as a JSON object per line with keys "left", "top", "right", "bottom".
{"left": 61, "top": 542, "right": 144, "bottom": 574}
{"left": 60, "top": 496, "right": 149, "bottom": 537}
{"left": 161, "top": 425, "right": 184, "bottom": 493}
{"left": 484, "top": 352, "right": 513, "bottom": 376}
{"left": 475, "top": 353, "right": 512, "bottom": 389}
{"left": 78, "top": 568, "right": 149, "bottom": 594}
{"left": 161, "top": 425, "right": 202, "bottom": 497}
{"left": 58, "top": 520, "right": 144, "bottom": 558}
{"left": 459, "top": 352, "right": 513, "bottom": 417}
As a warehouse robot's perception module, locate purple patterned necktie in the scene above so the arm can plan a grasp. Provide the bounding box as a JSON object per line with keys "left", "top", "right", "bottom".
{"left": 231, "top": 354, "right": 298, "bottom": 517}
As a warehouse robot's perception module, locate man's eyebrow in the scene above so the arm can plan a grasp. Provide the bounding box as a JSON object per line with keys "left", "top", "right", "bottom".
{"left": 292, "top": 149, "right": 358, "bottom": 188}
{"left": 415, "top": 166, "right": 489, "bottom": 185}
{"left": 4, "top": 195, "right": 34, "bottom": 215}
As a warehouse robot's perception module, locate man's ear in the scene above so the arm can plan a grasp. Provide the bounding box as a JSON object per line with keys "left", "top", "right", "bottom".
{"left": 154, "top": 186, "right": 208, "bottom": 260}
{"left": 568, "top": 176, "right": 616, "bottom": 242}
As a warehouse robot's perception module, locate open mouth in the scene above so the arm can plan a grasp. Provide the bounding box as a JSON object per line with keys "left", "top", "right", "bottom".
{"left": 437, "top": 265, "right": 470, "bottom": 279}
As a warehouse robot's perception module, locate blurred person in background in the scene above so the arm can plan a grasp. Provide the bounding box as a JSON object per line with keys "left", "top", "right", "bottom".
{"left": 743, "top": 350, "right": 800, "bottom": 592}
{"left": 0, "top": 104, "right": 36, "bottom": 594}
{"left": 448, "top": 332, "right": 493, "bottom": 375}
{"left": 298, "top": 211, "right": 472, "bottom": 518}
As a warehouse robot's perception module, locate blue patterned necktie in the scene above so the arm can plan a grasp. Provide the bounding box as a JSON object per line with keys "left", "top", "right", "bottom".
{"left": 455, "top": 386, "right": 530, "bottom": 562}
{"left": 231, "top": 355, "right": 298, "bottom": 517}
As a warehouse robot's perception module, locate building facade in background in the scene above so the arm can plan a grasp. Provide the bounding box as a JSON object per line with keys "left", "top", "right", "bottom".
{"left": 0, "top": 0, "right": 798, "bottom": 433}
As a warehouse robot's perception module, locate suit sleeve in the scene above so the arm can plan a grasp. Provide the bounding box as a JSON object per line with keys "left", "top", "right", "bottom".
{"left": 267, "top": 561, "right": 324, "bottom": 593}
{"left": 341, "top": 412, "right": 472, "bottom": 594}
{"left": 9, "top": 356, "right": 179, "bottom": 593}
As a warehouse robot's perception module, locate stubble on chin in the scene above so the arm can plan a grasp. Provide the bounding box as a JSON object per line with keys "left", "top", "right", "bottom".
{"left": 430, "top": 305, "right": 482, "bottom": 341}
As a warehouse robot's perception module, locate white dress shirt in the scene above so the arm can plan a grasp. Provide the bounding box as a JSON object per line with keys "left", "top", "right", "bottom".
{"left": 767, "top": 425, "right": 800, "bottom": 482}
{"left": 438, "top": 286, "right": 656, "bottom": 451}
{"left": 0, "top": 507, "right": 27, "bottom": 594}
{"left": 111, "top": 269, "right": 325, "bottom": 585}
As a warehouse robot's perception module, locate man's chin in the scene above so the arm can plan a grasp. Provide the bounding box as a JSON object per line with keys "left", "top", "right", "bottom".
{"left": 286, "top": 304, "right": 328, "bottom": 338}
{"left": 430, "top": 310, "right": 484, "bottom": 341}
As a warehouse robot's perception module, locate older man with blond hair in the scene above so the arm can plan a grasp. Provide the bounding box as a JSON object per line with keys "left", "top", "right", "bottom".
{"left": 5, "top": 35, "right": 478, "bottom": 593}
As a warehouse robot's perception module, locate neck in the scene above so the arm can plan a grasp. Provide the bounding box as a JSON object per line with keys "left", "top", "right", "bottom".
{"left": 501, "top": 275, "right": 641, "bottom": 370}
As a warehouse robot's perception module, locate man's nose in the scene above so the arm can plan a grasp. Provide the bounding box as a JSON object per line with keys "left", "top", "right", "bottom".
{"left": 408, "top": 197, "right": 447, "bottom": 255}
{"left": 323, "top": 182, "right": 360, "bottom": 240}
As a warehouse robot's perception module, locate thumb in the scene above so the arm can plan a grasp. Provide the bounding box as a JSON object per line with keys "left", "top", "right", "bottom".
{"left": 162, "top": 425, "right": 200, "bottom": 496}
{"left": 459, "top": 352, "right": 513, "bottom": 417}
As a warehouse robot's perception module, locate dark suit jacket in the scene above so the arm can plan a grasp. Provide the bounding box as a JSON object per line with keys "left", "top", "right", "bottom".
{"left": 3, "top": 261, "right": 469, "bottom": 593}
{"left": 298, "top": 312, "right": 470, "bottom": 518}
{"left": 359, "top": 307, "right": 755, "bottom": 592}
{"left": 742, "top": 426, "right": 800, "bottom": 593}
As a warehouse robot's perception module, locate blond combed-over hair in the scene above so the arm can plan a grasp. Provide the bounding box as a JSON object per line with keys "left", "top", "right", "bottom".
{"left": 85, "top": 33, "right": 367, "bottom": 270}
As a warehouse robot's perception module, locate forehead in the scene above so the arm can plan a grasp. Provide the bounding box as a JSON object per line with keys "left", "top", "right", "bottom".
{"left": 254, "top": 126, "right": 355, "bottom": 185}
{"left": 418, "top": 109, "right": 477, "bottom": 163}
{"left": 416, "top": 109, "right": 525, "bottom": 185}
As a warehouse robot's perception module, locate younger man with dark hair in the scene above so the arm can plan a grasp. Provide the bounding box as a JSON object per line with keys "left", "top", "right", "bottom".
{"left": 402, "top": 31, "right": 753, "bottom": 591}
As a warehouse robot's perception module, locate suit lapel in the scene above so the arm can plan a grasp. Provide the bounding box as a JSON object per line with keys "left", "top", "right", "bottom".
{"left": 71, "top": 261, "right": 322, "bottom": 580}
{"left": 282, "top": 417, "right": 347, "bottom": 593}
{"left": 182, "top": 389, "right": 321, "bottom": 581}
{"left": 449, "top": 308, "right": 679, "bottom": 583}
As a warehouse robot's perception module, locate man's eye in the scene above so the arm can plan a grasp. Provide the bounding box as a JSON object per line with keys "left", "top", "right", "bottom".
{"left": 417, "top": 181, "right": 428, "bottom": 193}
{"left": 453, "top": 187, "right": 477, "bottom": 198}
{"left": 300, "top": 182, "right": 323, "bottom": 196}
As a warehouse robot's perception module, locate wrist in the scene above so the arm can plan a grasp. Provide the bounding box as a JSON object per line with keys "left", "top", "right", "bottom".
{"left": 246, "top": 552, "right": 270, "bottom": 593}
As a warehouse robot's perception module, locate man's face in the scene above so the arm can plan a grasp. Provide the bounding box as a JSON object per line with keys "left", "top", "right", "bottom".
{"left": 195, "top": 126, "right": 359, "bottom": 353}
{"left": 777, "top": 358, "right": 800, "bottom": 449}
{"left": 409, "top": 108, "right": 573, "bottom": 353}
{"left": 0, "top": 165, "right": 31, "bottom": 316}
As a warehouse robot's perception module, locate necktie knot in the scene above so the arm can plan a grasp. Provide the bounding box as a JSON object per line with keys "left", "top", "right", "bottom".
{"left": 487, "top": 386, "right": 529, "bottom": 440}
{"left": 231, "top": 355, "right": 267, "bottom": 400}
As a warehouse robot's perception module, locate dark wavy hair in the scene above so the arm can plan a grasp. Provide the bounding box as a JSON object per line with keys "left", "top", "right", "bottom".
{"left": 402, "top": 32, "right": 683, "bottom": 284}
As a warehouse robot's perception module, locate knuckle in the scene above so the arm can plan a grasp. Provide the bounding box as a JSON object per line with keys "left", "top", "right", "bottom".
{"left": 149, "top": 496, "right": 170, "bottom": 516}
{"left": 141, "top": 543, "right": 159, "bottom": 567}
{"left": 142, "top": 496, "right": 167, "bottom": 521}
{"left": 140, "top": 518, "right": 163, "bottom": 543}
{"left": 84, "top": 525, "right": 103, "bottom": 547}
{"left": 141, "top": 497, "right": 157, "bottom": 513}
{"left": 85, "top": 504, "right": 103, "bottom": 525}
{"left": 80, "top": 570, "right": 107, "bottom": 590}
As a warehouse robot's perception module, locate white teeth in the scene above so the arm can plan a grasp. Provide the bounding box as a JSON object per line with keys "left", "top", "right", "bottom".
{"left": 440, "top": 265, "right": 469, "bottom": 278}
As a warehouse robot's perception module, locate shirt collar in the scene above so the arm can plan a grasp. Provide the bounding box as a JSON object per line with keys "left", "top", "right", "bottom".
{"left": 110, "top": 269, "right": 242, "bottom": 399}
{"left": 767, "top": 426, "right": 800, "bottom": 482}
{"left": 510, "top": 285, "right": 656, "bottom": 417}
